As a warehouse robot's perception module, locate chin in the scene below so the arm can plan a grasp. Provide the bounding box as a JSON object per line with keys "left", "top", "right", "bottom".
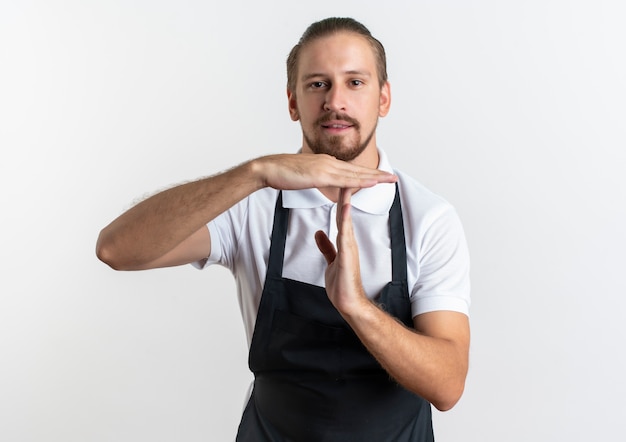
{"left": 312, "top": 141, "right": 366, "bottom": 162}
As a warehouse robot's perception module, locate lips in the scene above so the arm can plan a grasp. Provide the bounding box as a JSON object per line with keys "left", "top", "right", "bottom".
{"left": 322, "top": 121, "right": 353, "bottom": 129}
{"left": 317, "top": 114, "right": 360, "bottom": 131}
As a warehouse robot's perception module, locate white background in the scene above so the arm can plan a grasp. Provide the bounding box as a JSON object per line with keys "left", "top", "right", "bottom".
{"left": 1, "top": 1, "right": 625, "bottom": 441}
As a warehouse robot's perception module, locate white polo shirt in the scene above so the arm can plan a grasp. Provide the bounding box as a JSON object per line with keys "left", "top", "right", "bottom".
{"left": 196, "top": 149, "right": 470, "bottom": 346}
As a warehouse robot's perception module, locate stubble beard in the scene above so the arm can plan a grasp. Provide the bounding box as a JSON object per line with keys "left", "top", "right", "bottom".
{"left": 303, "top": 114, "right": 378, "bottom": 162}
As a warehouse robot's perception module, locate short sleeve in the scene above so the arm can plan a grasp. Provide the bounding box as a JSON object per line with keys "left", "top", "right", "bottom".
{"left": 191, "top": 198, "right": 249, "bottom": 271}
{"left": 411, "top": 206, "right": 471, "bottom": 317}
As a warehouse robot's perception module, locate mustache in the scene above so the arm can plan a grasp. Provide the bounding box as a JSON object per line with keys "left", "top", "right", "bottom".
{"left": 315, "top": 113, "right": 360, "bottom": 129}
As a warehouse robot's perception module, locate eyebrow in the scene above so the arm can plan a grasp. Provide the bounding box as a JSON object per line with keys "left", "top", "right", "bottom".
{"left": 301, "top": 70, "right": 372, "bottom": 81}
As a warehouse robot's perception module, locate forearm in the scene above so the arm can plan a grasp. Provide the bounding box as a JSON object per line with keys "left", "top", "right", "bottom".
{"left": 318, "top": 189, "right": 469, "bottom": 410}
{"left": 96, "top": 160, "right": 261, "bottom": 270}
{"left": 344, "top": 300, "right": 469, "bottom": 411}
{"left": 97, "top": 154, "right": 397, "bottom": 270}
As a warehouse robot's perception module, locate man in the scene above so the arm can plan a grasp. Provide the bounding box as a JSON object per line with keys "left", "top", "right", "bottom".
{"left": 97, "top": 17, "right": 470, "bottom": 441}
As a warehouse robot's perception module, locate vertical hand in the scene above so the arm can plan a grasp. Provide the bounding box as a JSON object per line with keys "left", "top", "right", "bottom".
{"left": 314, "top": 188, "right": 368, "bottom": 315}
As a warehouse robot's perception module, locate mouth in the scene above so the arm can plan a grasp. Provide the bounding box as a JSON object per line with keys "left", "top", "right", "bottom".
{"left": 322, "top": 123, "right": 352, "bottom": 129}
{"left": 320, "top": 118, "right": 357, "bottom": 133}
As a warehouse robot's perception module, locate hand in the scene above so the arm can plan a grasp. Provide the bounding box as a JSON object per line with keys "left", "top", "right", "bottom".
{"left": 314, "top": 188, "right": 369, "bottom": 316}
{"left": 253, "top": 153, "right": 397, "bottom": 191}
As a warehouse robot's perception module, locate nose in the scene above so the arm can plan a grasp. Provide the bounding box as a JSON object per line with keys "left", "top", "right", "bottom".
{"left": 323, "top": 85, "right": 347, "bottom": 112}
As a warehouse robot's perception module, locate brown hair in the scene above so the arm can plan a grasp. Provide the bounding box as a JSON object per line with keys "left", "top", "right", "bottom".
{"left": 286, "top": 17, "right": 388, "bottom": 93}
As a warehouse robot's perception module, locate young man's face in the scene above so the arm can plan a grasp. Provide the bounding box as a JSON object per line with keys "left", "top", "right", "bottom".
{"left": 288, "top": 32, "right": 391, "bottom": 164}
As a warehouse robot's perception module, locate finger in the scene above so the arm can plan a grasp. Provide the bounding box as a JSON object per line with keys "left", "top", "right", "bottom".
{"left": 336, "top": 167, "right": 397, "bottom": 189}
{"left": 336, "top": 188, "right": 355, "bottom": 250}
{"left": 314, "top": 230, "right": 336, "bottom": 264}
{"left": 316, "top": 156, "right": 396, "bottom": 187}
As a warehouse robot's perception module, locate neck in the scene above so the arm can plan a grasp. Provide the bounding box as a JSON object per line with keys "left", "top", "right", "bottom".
{"left": 315, "top": 145, "right": 380, "bottom": 202}
{"left": 350, "top": 143, "right": 380, "bottom": 169}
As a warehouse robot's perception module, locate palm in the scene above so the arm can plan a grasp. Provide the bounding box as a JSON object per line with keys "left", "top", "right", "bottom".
{"left": 314, "top": 188, "right": 365, "bottom": 315}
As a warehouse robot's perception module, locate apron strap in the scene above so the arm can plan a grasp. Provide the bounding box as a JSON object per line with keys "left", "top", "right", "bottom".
{"left": 389, "top": 184, "right": 408, "bottom": 282}
{"left": 266, "top": 191, "right": 288, "bottom": 279}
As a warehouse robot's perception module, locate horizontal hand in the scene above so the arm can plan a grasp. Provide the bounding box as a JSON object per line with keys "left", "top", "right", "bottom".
{"left": 253, "top": 153, "right": 397, "bottom": 192}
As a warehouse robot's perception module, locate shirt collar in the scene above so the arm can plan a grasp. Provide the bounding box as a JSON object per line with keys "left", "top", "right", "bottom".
{"left": 282, "top": 148, "right": 396, "bottom": 215}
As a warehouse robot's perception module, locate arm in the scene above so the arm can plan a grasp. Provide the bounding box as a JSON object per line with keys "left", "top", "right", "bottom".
{"left": 96, "top": 154, "right": 397, "bottom": 270}
{"left": 343, "top": 304, "right": 469, "bottom": 411}
{"left": 315, "top": 189, "right": 469, "bottom": 411}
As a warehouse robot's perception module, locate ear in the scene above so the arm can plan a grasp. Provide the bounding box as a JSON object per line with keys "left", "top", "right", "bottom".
{"left": 378, "top": 81, "right": 391, "bottom": 117}
{"left": 287, "top": 88, "right": 300, "bottom": 121}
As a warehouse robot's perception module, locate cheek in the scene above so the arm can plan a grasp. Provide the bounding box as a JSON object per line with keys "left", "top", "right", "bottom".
{"left": 299, "top": 101, "right": 319, "bottom": 119}
{"left": 360, "top": 95, "right": 381, "bottom": 114}
{"left": 364, "top": 101, "right": 382, "bottom": 122}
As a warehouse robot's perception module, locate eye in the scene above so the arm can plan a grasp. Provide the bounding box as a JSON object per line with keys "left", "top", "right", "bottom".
{"left": 310, "top": 81, "right": 327, "bottom": 89}
{"left": 350, "top": 80, "right": 364, "bottom": 87}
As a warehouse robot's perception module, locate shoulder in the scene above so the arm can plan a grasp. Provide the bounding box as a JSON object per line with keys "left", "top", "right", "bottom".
{"left": 246, "top": 187, "right": 281, "bottom": 212}
{"left": 393, "top": 169, "right": 468, "bottom": 273}
{"left": 394, "top": 171, "right": 471, "bottom": 316}
{"left": 209, "top": 188, "right": 278, "bottom": 237}
{"left": 219, "top": 187, "right": 280, "bottom": 220}
{"left": 206, "top": 187, "right": 279, "bottom": 268}
{"left": 394, "top": 170, "right": 460, "bottom": 228}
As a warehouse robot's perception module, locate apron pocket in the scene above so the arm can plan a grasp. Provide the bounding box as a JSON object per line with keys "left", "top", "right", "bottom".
{"left": 268, "top": 309, "right": 345, "bottom": 376}
{"left": 272, "top": 309, "right": 347, "bottom": 341}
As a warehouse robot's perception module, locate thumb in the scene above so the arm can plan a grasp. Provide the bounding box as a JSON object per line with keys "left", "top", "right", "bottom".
{"left": 314, "top": 230, "right": 336, "bottom": 264}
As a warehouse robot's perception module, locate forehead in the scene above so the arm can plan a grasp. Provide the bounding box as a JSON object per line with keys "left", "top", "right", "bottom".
{"left": 297, "top": 32, "right": 377, "bottom": 80}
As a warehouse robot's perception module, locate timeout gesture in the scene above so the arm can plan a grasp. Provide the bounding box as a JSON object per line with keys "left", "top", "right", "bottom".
{"left": 315, "top": 188, "right": 368, "bottom": 317}
{"left": 256, "top": 153, "right": 397, "bottom": 193}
